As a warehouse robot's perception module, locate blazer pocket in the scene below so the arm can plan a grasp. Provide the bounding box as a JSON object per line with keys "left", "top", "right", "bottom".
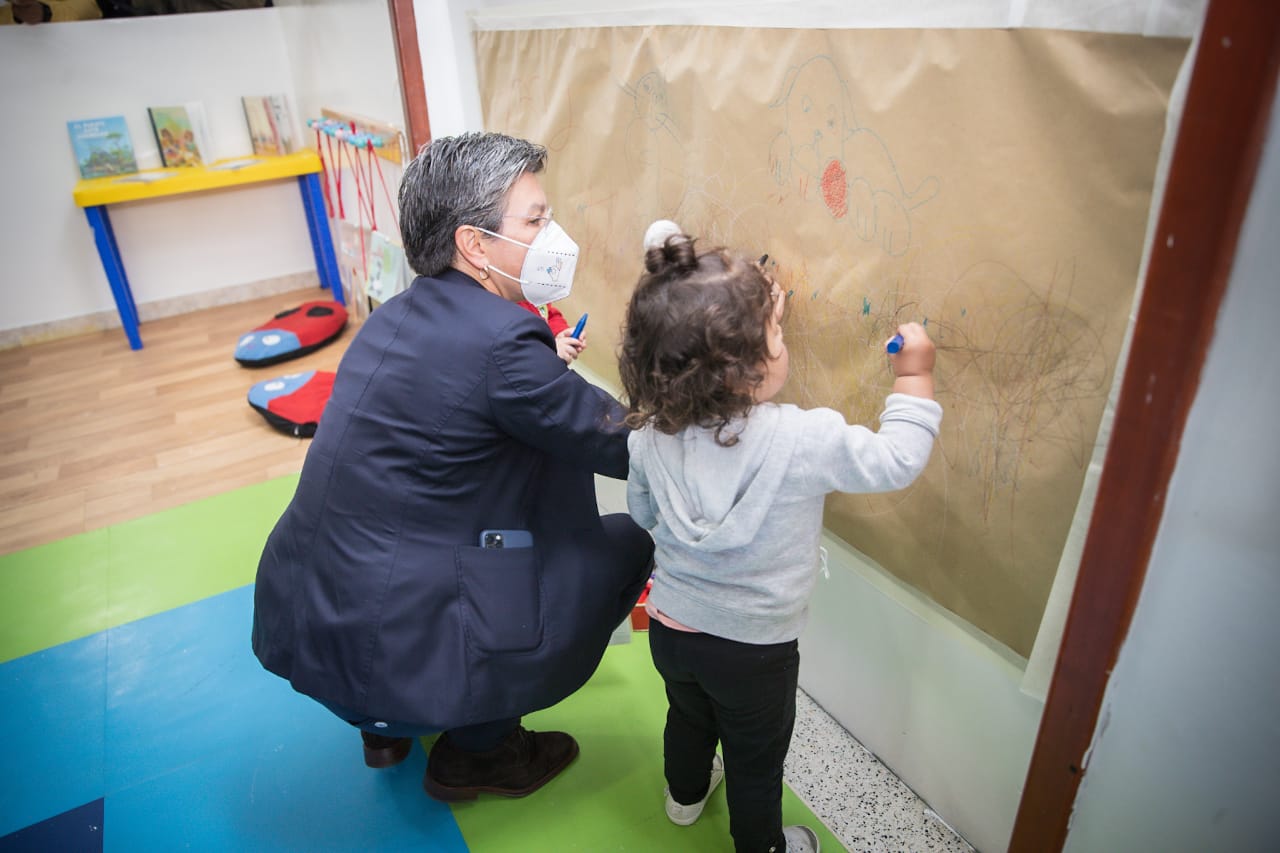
{"left": 455, "top": 545, "right": 544, "bottom": 654}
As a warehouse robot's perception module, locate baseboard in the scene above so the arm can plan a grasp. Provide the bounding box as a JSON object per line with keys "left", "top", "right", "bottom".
{"left": 0, "top": 272, "right": 325, "bottom": 351}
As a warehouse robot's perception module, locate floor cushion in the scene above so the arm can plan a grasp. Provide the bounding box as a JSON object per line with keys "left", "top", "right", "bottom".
{"left": 234, "top": 300, "right": 347, "bottom": 367}
{"left": 247, "top": 370, "right": 336, "bottom": 437}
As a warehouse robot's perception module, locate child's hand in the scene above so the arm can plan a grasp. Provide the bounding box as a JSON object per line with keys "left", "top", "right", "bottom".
{"left": 887, "top": 322, "right": 935, "bottom": 399}
{"left": 555, "top": 329, "right": 586, "bottom": 365}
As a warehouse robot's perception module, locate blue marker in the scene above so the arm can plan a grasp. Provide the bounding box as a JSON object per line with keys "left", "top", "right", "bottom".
{"left": 886, "top": 334, "right": 904, "bottom": 354}
{"left": 571, "top": 313, "right": 588, "bottom": 339}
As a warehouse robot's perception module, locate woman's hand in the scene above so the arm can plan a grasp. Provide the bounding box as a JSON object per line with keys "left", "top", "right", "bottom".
{"left": 555, "top": 329, "right": 586, "bottom": 365}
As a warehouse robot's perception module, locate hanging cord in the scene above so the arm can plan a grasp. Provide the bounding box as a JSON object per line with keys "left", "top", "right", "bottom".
{"left": 348, "top": 133, "right": 375, "bottom": 239}
{"left": 314, "top": 125, "right": 334, "bottom": 218}
{"left": 330, "top": 133, "right": 346, "bottom": 220}
{"left": 351, "top": 137, "right": 377, "bottom": 233}
{"left": 347, "top": 124, "right": 371, "bottom": 314}
{"left": 371, "top": 139, "right": 401, "bottom": 235}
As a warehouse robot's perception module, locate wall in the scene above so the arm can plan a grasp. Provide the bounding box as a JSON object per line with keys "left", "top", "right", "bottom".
{"left": 411, "top": 0, "right": 485, "bottom": 137}
{"left": 276, "top": 0, "right": 404, "bottom": 134}
{"left": 1063, "top": 78, "right": 1280, "bottom": 853}
{"left": 0, "top": 0, "right": 403, "bottom": 344}
{"left": 276, "top": 0, "right": 406, "bottom": 235}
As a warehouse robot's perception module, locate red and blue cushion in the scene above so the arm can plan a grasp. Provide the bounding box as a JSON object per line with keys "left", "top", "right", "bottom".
{"left": 234, "top": 300, "right": 347, "bottom": 367}
{"left": 247, "top": 370, "right": 336, "bottom": 437}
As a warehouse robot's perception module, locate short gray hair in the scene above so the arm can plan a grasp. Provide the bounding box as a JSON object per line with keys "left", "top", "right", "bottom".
{"left": 398, "top": 132, "right": 547, "bottom": 277}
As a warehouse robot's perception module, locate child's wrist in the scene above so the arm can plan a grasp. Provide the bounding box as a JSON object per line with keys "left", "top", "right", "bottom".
{"left": 892, "top": 374, "right": 935, "bottom": 399}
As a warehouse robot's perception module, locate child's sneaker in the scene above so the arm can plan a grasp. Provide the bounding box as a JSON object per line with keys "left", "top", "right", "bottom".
{"left": 664, "top": 753, "right": 725, "bottom": 825}
{"left": 782, "top": 824, "right": 821, "bottom": 852}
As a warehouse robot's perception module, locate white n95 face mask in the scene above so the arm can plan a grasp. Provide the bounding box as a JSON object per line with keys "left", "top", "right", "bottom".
{"left": 480, "top": 220, "right": 579, "bottom": 306}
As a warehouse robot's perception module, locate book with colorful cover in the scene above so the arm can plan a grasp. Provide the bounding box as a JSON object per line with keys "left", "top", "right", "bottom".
{"left": 148, "top": 105, "right": 202, "bottom": 168}
{"left": 242, "top": 96, "right": 277, "bottom": 156}
{"left": 242, "top": 94, "right": 296, "bottom": 156}
{"left": 184, "top": 101, "right": 216, "bottom": 165}
{"left": 67, "top": 116, "right": 139, "bottom": 179}
{"left": 267, "top": 94, "right": 296, "bottom": 154}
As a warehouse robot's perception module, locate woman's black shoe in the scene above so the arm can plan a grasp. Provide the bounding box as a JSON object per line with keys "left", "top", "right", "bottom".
{"left": 423, "top": 726, "right": 579, "bottom": 801}
{"left": 362, "top": 731, "right": 413, "bottom": 768}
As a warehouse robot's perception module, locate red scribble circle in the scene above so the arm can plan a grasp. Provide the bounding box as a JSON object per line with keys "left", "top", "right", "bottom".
{"left": 822, "top": 159, "right": 848, "bottom": 219}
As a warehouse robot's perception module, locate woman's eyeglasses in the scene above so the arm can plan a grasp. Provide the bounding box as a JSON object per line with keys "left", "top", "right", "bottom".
{"left": 501, "top": 207, "right": 553, "bottom": 229}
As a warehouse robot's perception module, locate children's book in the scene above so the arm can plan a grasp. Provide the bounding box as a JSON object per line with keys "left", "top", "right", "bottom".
{"left": 184, "top": 101, "right": 216, "bottom": 165}
{"left": 267, "top": 94, "right": 296, "bottom": 155}
{"left": 335, "top": 220, "right": 372, "bottom": 322}
{"left": 67, "top": 116, "right": 139, "bottom": 179}
{"left": 242, "top": 94, "right": 296, "bottom": 156}
{"left": 366, "top": 231, "right": 408, "bottom": 304}
{"left": 242, "top": 96, "right": 278, "bottom": 156}
{"left": 148, "top": 105, "right": 203, "bottom": 168}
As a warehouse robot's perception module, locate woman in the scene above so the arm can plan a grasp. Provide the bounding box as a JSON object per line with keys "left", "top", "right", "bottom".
{"left": 252, "top": 132, "right": 654, "bottom": 802}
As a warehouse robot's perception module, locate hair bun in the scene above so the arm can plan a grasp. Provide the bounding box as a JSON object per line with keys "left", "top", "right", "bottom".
{"left": 642, "top": 219, "right": 697, "bottom": 275}
{"left": 643, "top": 219, "right": 682, "bottom": 252}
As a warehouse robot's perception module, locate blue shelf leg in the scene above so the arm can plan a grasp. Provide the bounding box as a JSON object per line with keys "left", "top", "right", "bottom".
{"left": 297, "top": 173, "right": 344, "bottom": 305}
{"left": 84, "top": 205, "right": 143, "bottom": 350}
{"left": 102, "top": 207, "right": 140, "bottom": 329}
{"left": 298, "top": 174, "right": 326, "bottom": 285}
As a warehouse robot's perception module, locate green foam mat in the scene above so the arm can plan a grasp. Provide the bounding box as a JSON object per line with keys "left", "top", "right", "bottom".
{"left": 0, "top": 475, "right": 300, "bottom": 664}
{"left": 443, "top": 631, "right": 844, "bottom": 852}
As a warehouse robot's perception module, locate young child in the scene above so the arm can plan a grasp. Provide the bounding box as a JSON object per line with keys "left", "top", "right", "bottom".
{"left": 517, "top": 299, "right": 585, "bottom": 365}
{"left": 618, "top": 231, "right": 941, "bottom": 853}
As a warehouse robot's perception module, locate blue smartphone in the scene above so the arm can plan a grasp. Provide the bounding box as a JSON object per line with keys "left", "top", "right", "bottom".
{"left": 480, "top": 529, "right": 533, "bottom": 549}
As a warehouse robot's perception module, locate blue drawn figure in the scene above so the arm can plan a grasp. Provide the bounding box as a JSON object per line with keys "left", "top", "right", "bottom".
{"left": 769, "top": 55, "right": 939, "bottom": 257}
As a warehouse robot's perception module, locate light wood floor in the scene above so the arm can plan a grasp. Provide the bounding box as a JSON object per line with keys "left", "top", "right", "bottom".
{"left": 0, "top": 288, "right": 356, "bottom": 556}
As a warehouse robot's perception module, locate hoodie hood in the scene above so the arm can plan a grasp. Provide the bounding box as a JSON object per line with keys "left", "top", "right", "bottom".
{"left": 632, "top": 405, "right": 797, "bottom": 553}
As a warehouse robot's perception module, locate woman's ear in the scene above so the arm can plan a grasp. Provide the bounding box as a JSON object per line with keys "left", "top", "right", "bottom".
{"left": 454, "top": 225, "right": 489, "bottom": 277}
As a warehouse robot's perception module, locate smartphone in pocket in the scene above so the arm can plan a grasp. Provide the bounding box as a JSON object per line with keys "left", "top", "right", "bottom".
{"left": 480, "top": 529, "right": 534, "bottom": 549}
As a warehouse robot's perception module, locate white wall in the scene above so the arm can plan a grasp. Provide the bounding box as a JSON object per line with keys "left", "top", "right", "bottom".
{"left": 0, "top": 0, "right": 403, "bottom": 342}
{"left": 276, "top": 0, "right": 404, "bottom": 134}
{"left": 277, "top": 0, "right": 408, "bottom": 257}
{"left": 0, "top": 12, "right": 309, "bottom": 337}
{"left": 412, "top": 0, "right": 485, "bottom": 137}
{"left": 1063, "top": 81, "right": 1280, "bottom": 853}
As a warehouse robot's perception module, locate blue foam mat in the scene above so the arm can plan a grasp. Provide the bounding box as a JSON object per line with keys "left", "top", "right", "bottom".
{"left": 0, "top": 586, "right": 465, "bottom": 852}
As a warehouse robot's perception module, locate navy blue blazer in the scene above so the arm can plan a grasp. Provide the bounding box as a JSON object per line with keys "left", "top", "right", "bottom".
{"left": 252, "top": 269, "right": 653, "bottom": 730}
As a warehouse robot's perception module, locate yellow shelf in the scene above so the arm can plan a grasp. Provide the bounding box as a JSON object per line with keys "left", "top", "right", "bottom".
{"left": 73, "top": 150, "right": 324, "bottom": 207}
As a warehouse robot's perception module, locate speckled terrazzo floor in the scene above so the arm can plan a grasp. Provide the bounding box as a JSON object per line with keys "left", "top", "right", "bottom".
{"left": 786, "top": 690, "right": 976, "bottom": 853}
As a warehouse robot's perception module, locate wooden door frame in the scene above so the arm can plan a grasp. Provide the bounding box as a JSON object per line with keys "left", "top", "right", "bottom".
{"left": 1009, "top": 1, "right": 1280, "bottom": 849}
{"left": 387, "top": 0, "right": 432, "bottom": 154}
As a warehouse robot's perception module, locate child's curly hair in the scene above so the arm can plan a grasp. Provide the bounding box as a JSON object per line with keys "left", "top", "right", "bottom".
{"left": 618, "top": 233, "right": 777, "bottom": 447}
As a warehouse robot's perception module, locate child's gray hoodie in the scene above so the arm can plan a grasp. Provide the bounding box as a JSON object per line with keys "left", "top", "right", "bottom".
{"left": 627, "top": 393, "right": 942, "bottom": 644}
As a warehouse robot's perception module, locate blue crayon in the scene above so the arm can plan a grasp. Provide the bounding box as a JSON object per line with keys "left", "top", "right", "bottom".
{"left": 886, "top": 334, "right": 904, "bottom": 354}
{"left": 571, "top": 313, "right": 588, "bottom": 339}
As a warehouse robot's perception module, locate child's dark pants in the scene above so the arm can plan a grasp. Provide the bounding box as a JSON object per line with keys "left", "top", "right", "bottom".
{"left": 648, "top": 619, "right": 800, "bottom": 853}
